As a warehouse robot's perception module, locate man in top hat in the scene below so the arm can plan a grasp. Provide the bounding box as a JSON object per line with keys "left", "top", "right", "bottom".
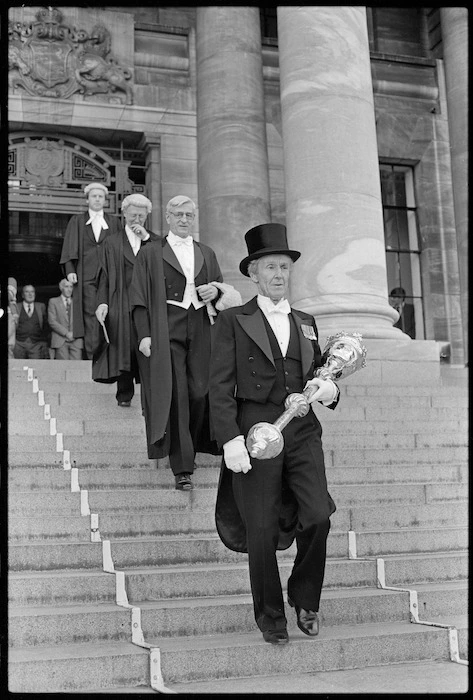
{"left": 209, "top": 223, "right": 340, "bottom": 645}
{"left": 60, "top": 182, "right": 121, "bottom": 359}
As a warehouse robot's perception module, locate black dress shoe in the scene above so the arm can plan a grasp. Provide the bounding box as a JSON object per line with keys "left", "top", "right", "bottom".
{"left": 262, "top": 629, "right": 289, "bottom": 645}
{"left": 117, "top": 400, "right": 131, "bottom": 407}
{"left": 175, "top": 473, "right": 193, "bottom": 490}
{"left": 288, "top": 597, "right": 319, "bottom": 636}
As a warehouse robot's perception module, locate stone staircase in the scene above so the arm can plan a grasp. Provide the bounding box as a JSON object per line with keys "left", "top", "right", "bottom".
{"left": 7, "top": 358, "right": 468, "bottom": 693}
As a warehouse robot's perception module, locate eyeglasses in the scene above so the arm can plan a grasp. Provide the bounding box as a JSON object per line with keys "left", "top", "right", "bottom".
{"left": 169, "top": 211, "right": 195, "bottom": 221}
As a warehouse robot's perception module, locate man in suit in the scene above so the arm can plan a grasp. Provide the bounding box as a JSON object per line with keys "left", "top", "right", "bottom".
{"left": 209, "top": 223, "right": 340, "bottom": 645}
{"left": 389, "top": 286, "right": 416, "bottom": 339}
{"left": 13, "top": 284, "right": 50, "bottom": 359}
{"left": 48, "top": 279, "right": 84, "bottom": 360}
{"left": 130, "top": 195, "right": 224, "bottom": 490}
{"left": 93, "top": 194, "right": 159, "bottom": 407}
{"left": 60, "top": 182, "right": 121, "bottom": 359}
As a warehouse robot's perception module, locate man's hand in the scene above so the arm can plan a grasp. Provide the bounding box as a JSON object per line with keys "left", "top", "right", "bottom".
{"left": 131, "top": 224, "right": 149, "bottom": 241}
{"left": 95, "top": 304, "right": 108, "bottom": 323}
{"left": 65, "top": 331, "right": 74, "bottom": 342}
{"left": 67, "top": 273, "right": 78, "bottom": 284}
{"left": 223, "top": 436, "right": 252, "bottom": 473}
{"left": 304, "top": 377, "right": 338, "bottom": 405}
{"left": 197, "top": 283, "right": 219, "bottom": 304}
{"left": 139, "top": 337, "right": 152, "bottom": 357}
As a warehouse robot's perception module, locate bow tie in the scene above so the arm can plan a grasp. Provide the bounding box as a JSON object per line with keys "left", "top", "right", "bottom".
{"left": 172, "top": 236, "right": 193, "bottom": 247}
{"left": 267, "top": 299, "right": 291, "bottom": 315}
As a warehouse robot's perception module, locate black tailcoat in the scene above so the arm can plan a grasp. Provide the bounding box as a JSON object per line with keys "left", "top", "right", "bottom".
{"left": 209, "top": 296, "right": 338, "bottom": 553}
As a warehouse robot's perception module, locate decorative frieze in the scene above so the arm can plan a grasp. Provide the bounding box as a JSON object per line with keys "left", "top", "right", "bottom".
{"left": 8, "top": 6, "right": 133, "bottom": 104}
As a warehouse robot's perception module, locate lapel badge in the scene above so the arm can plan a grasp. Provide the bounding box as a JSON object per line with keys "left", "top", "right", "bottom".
{"left": 301, "top": 324, "right": 317, "bottom": 341}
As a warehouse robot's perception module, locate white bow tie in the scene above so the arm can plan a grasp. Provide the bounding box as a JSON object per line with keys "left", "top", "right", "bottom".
{"left": 172, "top": 236, "right": 193, "bottom": 247}
{"left": 267, "top": 299, "right": 291, "bottom": 315}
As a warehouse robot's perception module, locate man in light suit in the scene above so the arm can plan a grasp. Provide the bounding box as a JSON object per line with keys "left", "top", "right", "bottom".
{"left": 14, "top": 284, "right": 50, "bottom": 359}
{"left": 60, "top": 182, "right": 121, "bottom": 359}
{"left": 209, "top": 224, "right": 340, "bottom": 646}
{"left": 48, "top": 279, "right": 84, "bottom": 359}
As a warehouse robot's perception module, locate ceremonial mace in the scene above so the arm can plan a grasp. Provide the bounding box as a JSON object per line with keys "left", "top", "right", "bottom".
{"left": 246, "top": 332, "right": 367, "bottom": 460}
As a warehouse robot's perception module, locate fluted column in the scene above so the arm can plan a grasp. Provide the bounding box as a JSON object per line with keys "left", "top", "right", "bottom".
{"left": 196, "top": 6, "right": 271, "bottom": 296}
{"left": 277, "top": 6, "right": 400, "bottom": 339}
{"left": 440, "top": 8, "right": 468, "bottom": 364}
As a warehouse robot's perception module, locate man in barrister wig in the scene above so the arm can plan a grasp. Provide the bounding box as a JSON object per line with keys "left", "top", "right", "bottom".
{"left": 60, "top": 182, "right": 121, "bottom": 359}
{"left": 130, "top": 195, "right": 241, "bottom": 490}
{"left": 92, "top": 194, "right": 159, "bottom": 407}
{"left": 209, "top": 223, "right": 340, "bottom": 645}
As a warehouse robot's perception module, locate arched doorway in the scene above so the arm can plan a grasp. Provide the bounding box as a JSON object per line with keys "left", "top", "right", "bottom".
{"left": 8, "top": 132, "right": 142, "bottom": 303}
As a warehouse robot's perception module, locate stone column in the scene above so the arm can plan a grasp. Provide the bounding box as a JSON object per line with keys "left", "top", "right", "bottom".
{"left": 196, "top": 6, "right": 271, "bottom": 298}
{"left": 277, "top": 6, "right": 400, "bottom": 340}
{"left": 440, "top": 8, "right": 468, "bottom": 363}
{"left": 139, "top": 135, "right": 162, "bottom": 235}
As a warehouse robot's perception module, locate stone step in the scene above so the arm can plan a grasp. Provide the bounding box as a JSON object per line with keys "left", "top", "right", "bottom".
{"left": 8, "top": 641, "right": 150, "bottom": 693}
{"left": 7, "top": 615, "right": 467, "bottom": 693}
{"left": 9, "top": 500, "right": 469, "bottom": 544}
{"left": 9, "top": 444, "right": 469, "bottom": 469}
{"left": 8, "top": 427, "right": 468, "bottom": 452}
{"left": 8, "top": 481, "right": 468, "bottom": 522}
{"left": 9, "top": 551, "right": 467, "bottom": 610}
{"left": 8, "top": 415, "right": 469, "bottom": 437}
{"left": 138, "top": 616, "right": 470, "bottom": 686}
{"left": 8, "top": 569, "right": 117, "bottom": 607}
{"left": 8, "top": 582, "right": 467, "bottom": 648}
{"left": 8, "top": 400, "right": 469, "bottom": 424}
{"left": 8, "top": 463, "right": 468, "bottom": 493}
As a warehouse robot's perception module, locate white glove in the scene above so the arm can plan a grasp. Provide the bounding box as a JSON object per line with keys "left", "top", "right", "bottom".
{"left": 67, "top": 272, "right": 78, "bottom": 284}
{"left": 304, "top": 377, "right": 338, "bottom": 406}
{"left": 223, "top": 435, "right": 252, "bottom": 474}
{"left": 95, "top": 303, "right": 108, "bottom": 323}
{"left": 139, "top": 337, "right": 152, "bottom": 357}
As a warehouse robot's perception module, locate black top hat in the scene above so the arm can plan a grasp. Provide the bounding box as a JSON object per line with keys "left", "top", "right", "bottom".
{"left": 239, "top": 223, "right": 301, "bottom": 276}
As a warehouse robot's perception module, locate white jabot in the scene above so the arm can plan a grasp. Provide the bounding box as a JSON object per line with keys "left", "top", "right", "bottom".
{"left": 86, "top": 209, "right": 109, "bottom": 241}
{"left": 125, "top": 225, "right": 146, "bottom": 256}
{"left": 166, "top": 231, "right": 204, "bottom": 310}
{"left": 257, "top": 294, "right": 291, "bottom": 357}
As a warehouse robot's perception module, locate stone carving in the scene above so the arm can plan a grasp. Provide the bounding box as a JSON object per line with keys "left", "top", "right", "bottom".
{"left": 8, "top": 6, "right": 133, "bottom": 104}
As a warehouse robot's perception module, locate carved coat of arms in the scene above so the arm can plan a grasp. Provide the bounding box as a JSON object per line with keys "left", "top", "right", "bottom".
{"left": 9, "top": 6, "right": 133, "bottom": 104}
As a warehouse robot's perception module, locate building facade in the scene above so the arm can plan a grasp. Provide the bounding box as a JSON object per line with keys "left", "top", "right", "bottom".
{"left": 7, "top": 6, "right": 468, "bottom": 364}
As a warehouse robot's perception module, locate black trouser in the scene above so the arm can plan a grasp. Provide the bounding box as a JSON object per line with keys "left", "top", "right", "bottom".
{"left": 82, "top": 280, "right": 100, "bottom": 360}
{"left": 232, "top": 400, "right": 333, "bottom": 633}
{"left": 166, "top": 304, "right": 210, "bottom": 475}
{"left": 115, "top": 327, "right": 142, "bottom": 407}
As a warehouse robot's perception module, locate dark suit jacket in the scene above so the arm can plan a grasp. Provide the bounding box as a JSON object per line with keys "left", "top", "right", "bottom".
{"left": 161, "top": 237, "right": 223, "bottom": 304}
{"left": 60, "top": 211, "right": 121, "bottom": 337}
{"left": 209, "top": 296, "right": 338, "bottom": 448}
{"left": 16, "top": 302, "right": 48, "bottom": 342}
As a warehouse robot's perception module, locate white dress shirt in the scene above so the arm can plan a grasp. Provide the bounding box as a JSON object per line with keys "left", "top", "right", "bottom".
{"left": 258, "top": 294, "right": 337, "bottom": 406}
{"left": 257, "top": 294, "right": 291, "bottom": 357}
{"left": 86, "top": 209, "right": 109, "bottom": 242}
{"left": 166, "top": 231, "right": 204, "bottom": 310}
{"left": 125, "top": 224, "right": 149, "bottom": 256}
